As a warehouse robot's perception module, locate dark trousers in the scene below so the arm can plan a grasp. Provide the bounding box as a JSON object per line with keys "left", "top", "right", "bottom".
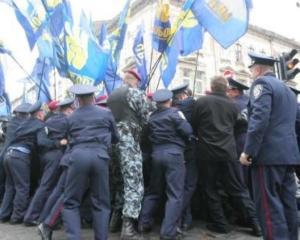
{"left": 251, "top": 166, "right": 298, "bottom": 240}
{"left": 202, "top": 160, "right": 257, "bottom": 228}
{"left": 62, "top": 148, "right": 110, "bottom": 240}
{"left": 39, "top": 168, "right": 67, "bottom": 226}
{"left": 0, "top": 150, "right": 30, "bottom": 220}
{"left": 0, "top": 155, "right": 5, "bottom": 202}
{"left": 140, "top": 149, "right": 185, "bottom": 238}
{"left": 181, "top": 144, "right": 198, "bottom": 226}
{"left": 24, "top": 149, "right": 63, "bottom": 222}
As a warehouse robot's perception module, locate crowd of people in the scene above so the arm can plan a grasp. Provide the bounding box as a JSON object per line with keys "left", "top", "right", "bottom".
{"left": 0, "top": 52, "right": 299, "bottom": 240}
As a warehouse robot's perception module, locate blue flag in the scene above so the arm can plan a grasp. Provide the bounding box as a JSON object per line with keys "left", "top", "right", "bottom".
{"left": 191, "top": 0, "right": 252, "bottom": 48}
{"left": 161, "top": 10, "right": 204, "bottom": 87}
{"left": 98, "top": 24, "right": 108, "bottom": 47}
{"left": 0, "top": 62, "right": 10, "bottom": 116}
{"left": 0, "top": 93, "right": 11, "bottom": 117}
{"left": 64, "top": 13, "right": 110, "bottom": 85}
{"left": 110, "top": 0, "right": 131, "bottom": 64}
{"left": 37, "top": 30, "right": 54, "bottom": 59}
{"left": 103, "top": 58, "right": 123, "bottom": 94}
{"left": 152, "top": 2, "right": 171, "bottom": 53}
{"left": 32, "top": 57, "right": 52, "bottom": 103}
{"left": 133, "top": 26, "right": 148, "bottom": 90}
{"left": 12, "top": 0, "right": 47, "bottom": 49}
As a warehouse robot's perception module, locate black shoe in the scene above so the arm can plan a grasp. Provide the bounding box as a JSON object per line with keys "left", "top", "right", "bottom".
{"left": 24, "top": 220, "right": 39, "bottom": 227}
{"left": 206, "top": 223, "right": 232, "bottom": 234}
{"left": 0, "top": 216, "right": 10, "bottom": 223}
{"left": 9, "top": 218, "right": 23, "bottom": 225}
{"left": 37, "top": 223, "right": 52, "bottom": 240}
{"left": 121, "top": 217, "right": 140, "bottom": 240}
{"left": 110, "top": 210, "right": 122, "bottom": 233}
{"left": 251, "top": 222, "right": 262, "bottom": 237}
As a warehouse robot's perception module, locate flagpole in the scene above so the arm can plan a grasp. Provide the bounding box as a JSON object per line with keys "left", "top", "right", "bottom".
{"left": 156, "top": 75, "right": 162, "bottom": 90}
{"left": 7, "top": 54, "right": 51, "bottom": 99}
{"left": 145, "top": 3, "right": 192, "bottom": 89}
{"left": 37, "top": 58, "right": 46, "bottom": 101}
{"left": 192, "top": 50, "right": 200, "bottom": 97}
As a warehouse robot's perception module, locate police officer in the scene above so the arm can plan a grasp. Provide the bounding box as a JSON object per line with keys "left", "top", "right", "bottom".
{"left": 192, "top": 76, "right": 261, "bottom": 236}
{"left": 62, "top": 84, "right": 119, "bottom": 240}
{"left": 0, "top": 101, "right": 60, "bottom": 224}
{"left": 24, "top": 98, "right": 73, "bottom": 224}
{"left": 0, "top": 103, "right": 31, "bottom": 221}
{"left": 240, "top": 53, "right": 300, "bottom": 240}
{"left": 171, "top": 83, "right": 197, "bottom": 231}
{"left": 139, "top": 89, "right": 193, "bottom": 240}
{"left": 107, "top": 69, "right": 150, "bottom": 239}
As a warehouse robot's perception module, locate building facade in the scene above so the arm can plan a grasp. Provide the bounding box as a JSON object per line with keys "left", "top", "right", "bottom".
{"left": 96, "top": 0, "right": 300, "bottom": 97}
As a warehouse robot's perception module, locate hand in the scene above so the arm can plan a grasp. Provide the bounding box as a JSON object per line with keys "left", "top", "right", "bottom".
{"left": 240, "top": 152, "right": 252, "bottom": 166}
{"left": 60, "top": 139, "right": 68, "bottom": 146}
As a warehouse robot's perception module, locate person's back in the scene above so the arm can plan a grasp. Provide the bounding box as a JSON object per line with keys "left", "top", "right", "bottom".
{"left": 246, "top": 72, "right": 299, "bottom": 165}
{"left": 192, "top": 92, "right": 238, "bottom": 161}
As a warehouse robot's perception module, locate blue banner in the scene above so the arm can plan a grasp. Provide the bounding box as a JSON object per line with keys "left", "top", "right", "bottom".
{"left": 133, "top": 25, "right": 148, "bottom": 90}
{"left": 191, "top": 0, "right": 251, "bottom": 48}
{"left": 152, "top": 2, "right": 171, "bottom": 53}
{"left": 32, "top": 57, "right": 52, "bottom": 103}
{"left": 12, "top": 0, "right": 47, "bottom": 49}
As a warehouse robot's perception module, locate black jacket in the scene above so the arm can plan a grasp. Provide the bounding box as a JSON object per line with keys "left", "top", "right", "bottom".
{"left": 191, "top": 92, "right": 238, "bottom": 161}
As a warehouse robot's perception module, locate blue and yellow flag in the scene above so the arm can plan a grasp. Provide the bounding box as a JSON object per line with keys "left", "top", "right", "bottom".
{"left": 109, "top": 0, "right": 131, "bottom": 64}
{"left": 133, "top": 25, "right": 148, "bottom": 90}
{"left": 63, "top": 12, "right": 110, "bottom": 85}
{"left": 191, "top": 0, "right": 252, "bottom": 48}
{"left": 152, "top": 1, "right": 171, "bottom": 53}
{"left": 12, "top": 0, "right": 47, "bottom": 49}
{"left": 160, "top": 8, "right": 204, "bottom": 87}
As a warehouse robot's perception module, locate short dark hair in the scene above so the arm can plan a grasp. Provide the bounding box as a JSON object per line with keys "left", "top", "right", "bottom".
{"left": 210, "top": 76, "right": 228, "bottom": 93}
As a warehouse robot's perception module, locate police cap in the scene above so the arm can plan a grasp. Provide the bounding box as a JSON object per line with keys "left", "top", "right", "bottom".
{"left": 228, "top": 78, "right": 249, "bottom": 90}
{"left": 170, "top": 83, "right": 189, "bottom": 95}
{"left": 13, "top": 102, "right": 32, "bottom": 113}
{"left": 68, "top": 84, "right": 98, "bottom": 96}
{"left": 58, "top": 98, "right": 74, "bottom": 107}
{"left": 248, "top": 52, "right": 278, "bottom": 68}
{"left": 28, "top": 101, "right": 42, "bottom": 114}
{"left": 152, "top": 89, "right": 173, "bottom": 103}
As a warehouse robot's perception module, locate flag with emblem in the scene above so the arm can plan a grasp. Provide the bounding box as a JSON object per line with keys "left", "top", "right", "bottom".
{"left": 160, "top": 3, "right": 204, "bottom": 87}
{"left": 152, "top": 1, "right": 171, "bottom": 53}
{"left": 63, "top": 11, "right": 110, "bottom": 85}
{"left": 12, "top": 0, "right": 48, "bottom": 49}
{"left": 133, "top": 25, "right": 148, "bottom": 90}
{"left": 191, "top": 0, "right": 252, "bottom": 48}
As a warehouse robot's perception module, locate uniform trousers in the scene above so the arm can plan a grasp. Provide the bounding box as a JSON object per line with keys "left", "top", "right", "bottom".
{"left": 62, "top": 147, "right": 110, "bottom": 240}
{"left": 0, "top": 149, "right": 30, "bottom": 220}
{"left": 251, "top": 165, "right": 298, "bottom": 240}
{"left": 24, "top": 149, "right": 63, "bottom": 222}
{"left": 140, "top": 148, "right": 185, "bottom": 238}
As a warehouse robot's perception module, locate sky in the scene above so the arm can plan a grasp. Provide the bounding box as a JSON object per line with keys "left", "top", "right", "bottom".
{"left": 0, "top": 0, "right": 300, "bottom": 100}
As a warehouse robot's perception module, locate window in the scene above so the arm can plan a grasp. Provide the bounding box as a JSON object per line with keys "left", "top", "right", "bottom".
{"left": 195, "top": 80, "right": 203, "bottom": 94}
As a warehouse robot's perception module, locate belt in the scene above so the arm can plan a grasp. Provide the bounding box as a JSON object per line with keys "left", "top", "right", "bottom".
{"left": 8, "top": 146, "right": 30, "bottom": 154}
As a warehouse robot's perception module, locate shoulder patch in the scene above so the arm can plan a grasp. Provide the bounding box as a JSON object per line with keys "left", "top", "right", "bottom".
{"left": 253, "top": 84, "right": 263, "bottom": 99}
{"left": 177, "top": 111, "right": 186, "bottom": 120}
